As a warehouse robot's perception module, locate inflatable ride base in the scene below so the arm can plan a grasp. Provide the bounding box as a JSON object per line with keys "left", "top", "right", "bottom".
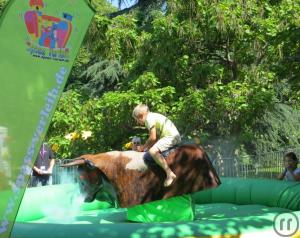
{"left": 11, "top": 178, "right": 300, "bottom": 238}
{"left": 15, "top": 183, "right": 194, "bottom": 223}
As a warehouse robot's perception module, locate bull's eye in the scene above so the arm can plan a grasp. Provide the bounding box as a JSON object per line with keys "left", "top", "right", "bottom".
{"left": 90, "top": 171, "right": 97, "bottom": 178}
{"left": 87, "top": 171, "right": 99, "bottom": 182}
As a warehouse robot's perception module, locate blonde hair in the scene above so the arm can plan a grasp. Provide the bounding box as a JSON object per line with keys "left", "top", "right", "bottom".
{"left": 132, "top": 104, "right": 149, "bottom": 119}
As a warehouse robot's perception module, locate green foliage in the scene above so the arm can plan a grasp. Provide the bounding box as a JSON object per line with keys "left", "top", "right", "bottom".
{"left": 90, "top": 0, "right": 117, "bottom": 14}
{"left": 48, "top": 73, "right": 176, "bottom": 158}
{"left": 92, "top": 14, "right": 139, "bottom": 62}
{"left": 134, "top": 1, "right": 165, "bottom": 30}
{"left": 0, "top": 0, "right": 8, "bottom": 16}
{"left": 175, "top": 79, "right": 275, "bottom": 138}
{"left": 129, "top": 71, "right": 160, "bottom": 93}
{"left": 254, "top": 104, "right": 300, "bottom": 152}
{"left": 67, "top": 13, "right": 141, "bottom": 90}
{"left": 46, "top": 0, "right": 300, "bottom": 158}
{"left": 80, "top": 58, "right": 124, "bottom": 97}
{"left": 68, "top": 47, "right": 92, "bottom": 82}
{"left": 47, "top": 91, "right": 89, "bottom": 158}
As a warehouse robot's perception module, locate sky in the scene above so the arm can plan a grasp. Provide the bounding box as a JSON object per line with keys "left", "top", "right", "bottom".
{"left": 110, "top": 0, "right": 136, "bottom": 10}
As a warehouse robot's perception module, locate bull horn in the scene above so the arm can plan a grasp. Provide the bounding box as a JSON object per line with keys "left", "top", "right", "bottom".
{"left": 60, "top": 158, "right": 86, "bottom": 167}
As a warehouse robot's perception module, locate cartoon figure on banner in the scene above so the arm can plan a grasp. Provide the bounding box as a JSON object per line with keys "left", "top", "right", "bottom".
{"left": 24, "top": 0, "right": 73, "bottom": 61}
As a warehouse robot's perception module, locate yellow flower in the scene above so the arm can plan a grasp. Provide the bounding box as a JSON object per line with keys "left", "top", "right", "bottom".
{"left": 82, "top": 130, "right": 92, "bottom": 140}
{"left": 51, "top": 143, "right": 59, "bottom": 152}
{"left": 72, "top": 132, "right": 80, "bottom": 140}
{"left": 65, "top": 132, "right": 80, "bottom": 140}
{"left": 194, "top": 137, "right": 201, "bottom": 145}
{"left": 124, "top": 142, "right": 133, "bottom": 149}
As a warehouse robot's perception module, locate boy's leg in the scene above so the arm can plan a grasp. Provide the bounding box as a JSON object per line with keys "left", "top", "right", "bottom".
{"left": 149, "top": 147, "right": 176, "bottom": 187}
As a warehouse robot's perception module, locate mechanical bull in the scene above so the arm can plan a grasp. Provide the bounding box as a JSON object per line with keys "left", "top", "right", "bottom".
{"left": 62, "top": 144, "right": 221, "bottom": 208}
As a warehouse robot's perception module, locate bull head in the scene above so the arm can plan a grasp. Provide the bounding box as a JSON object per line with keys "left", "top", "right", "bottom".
{"left": 61, "top": 158, "right": 118, "bottom": 206}
{"left": 61, "top": 158, "right": 103, "bottom": 202}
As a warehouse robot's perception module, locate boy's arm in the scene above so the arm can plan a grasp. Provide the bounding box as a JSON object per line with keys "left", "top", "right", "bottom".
{"left": 142, "top": 127, "right": 157, "bottom": 151}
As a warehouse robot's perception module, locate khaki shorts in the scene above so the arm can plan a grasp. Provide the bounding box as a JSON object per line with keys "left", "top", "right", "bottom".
{"left": 152, "top": 135, "right": 181, "bottom": 152}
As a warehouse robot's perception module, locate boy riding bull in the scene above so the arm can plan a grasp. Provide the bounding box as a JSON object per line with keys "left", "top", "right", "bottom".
{"left": 132, "top": 104, "right": 181, "bottom": 187}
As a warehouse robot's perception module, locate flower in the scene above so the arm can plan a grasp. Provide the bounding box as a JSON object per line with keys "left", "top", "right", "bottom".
{"left": 82, "top": 130, "right": 92, "bottom": 140}
{"left": 124, "top": 142, "right": 133, "bottom": 149}
{"left": 51, "top": 143, "right": 59, "bottom": 152}
{"left": 194, "top": 137, "right": 201, "bottom": 145}
{"left": 64, "top": 132, "right": 80, "bottom": 140}
{"left": 64, "top": 133, "right": 72, "bottom": 140}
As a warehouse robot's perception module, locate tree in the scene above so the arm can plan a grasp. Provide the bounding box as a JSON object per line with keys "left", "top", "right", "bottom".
{"left": 46, "top": 0, "right": 300, "bottom": 158}
{"left": 0, "top": 0, "right": 8, "bottom": 16}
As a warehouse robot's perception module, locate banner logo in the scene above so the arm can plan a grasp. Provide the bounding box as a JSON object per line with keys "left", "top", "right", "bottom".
{"left": 24, "top": 0, "right": 73, "bottom": 61}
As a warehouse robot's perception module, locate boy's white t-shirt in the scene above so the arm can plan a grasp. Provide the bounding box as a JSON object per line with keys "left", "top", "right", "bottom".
{"left": 145, "top": 112, "right": 180, "bottom": 138}
{"left": 285, "top": 168, "right": 300, "bottom": 181}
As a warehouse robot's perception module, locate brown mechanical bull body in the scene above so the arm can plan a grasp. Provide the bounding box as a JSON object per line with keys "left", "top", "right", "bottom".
{"left": 62, "top": 144, "right": 221, "bottom": 208}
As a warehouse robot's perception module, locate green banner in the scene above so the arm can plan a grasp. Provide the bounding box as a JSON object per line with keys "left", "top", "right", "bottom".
{"left": 0, "top": 1, "right": 94, "bottom": 237}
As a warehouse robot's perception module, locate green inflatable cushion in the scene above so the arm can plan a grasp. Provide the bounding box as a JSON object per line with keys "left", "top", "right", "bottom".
{"left": 127, "top": 194, "right": 194, "bottom": 222}
{"left": 16, "top": 184, "right": 112, "bottom": 222}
